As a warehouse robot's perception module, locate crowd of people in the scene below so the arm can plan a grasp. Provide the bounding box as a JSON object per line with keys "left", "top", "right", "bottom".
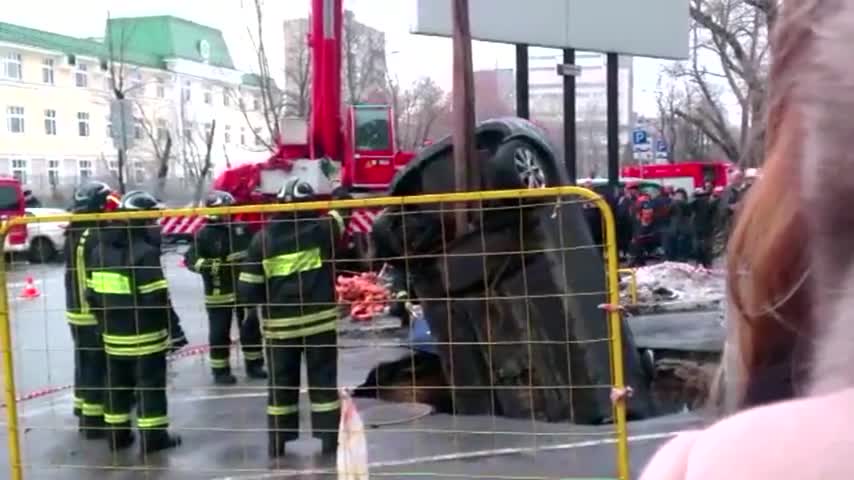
{"left": 604, "top": 169, "right": 758, "bottom": 267}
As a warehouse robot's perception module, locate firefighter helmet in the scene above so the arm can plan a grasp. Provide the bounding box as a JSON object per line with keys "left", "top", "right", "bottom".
{"left": 72, "top": 180, "right": 118, "bottom": 213}
{"left": 205, "top": 190, "right": 235, "bottom": 221}
{"left": 277, "top": 179, "right": 316, "bottom": 203}
{"left": 119, "top": 190, "right": 164, "bottom": 211}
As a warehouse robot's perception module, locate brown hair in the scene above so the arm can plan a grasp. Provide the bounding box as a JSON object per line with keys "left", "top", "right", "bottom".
{"left": 724, "top": 0, "right": 823, "bottom": 409}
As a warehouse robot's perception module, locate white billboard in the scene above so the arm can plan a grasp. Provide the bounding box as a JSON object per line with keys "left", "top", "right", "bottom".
{"left": 411, "top": 0, "right": 689, "bottom": 60}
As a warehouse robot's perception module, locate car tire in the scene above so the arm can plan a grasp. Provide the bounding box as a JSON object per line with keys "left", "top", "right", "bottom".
{"left": 28, "top": 237, "right": 57, "bottom": 264}
{"left": 488, "top": 139, "right": 560, "bottom": 190}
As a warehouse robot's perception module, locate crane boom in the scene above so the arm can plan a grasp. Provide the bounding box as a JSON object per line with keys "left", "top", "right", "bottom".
{"left": 309, "top": 0, "right": 343, "bottom": 161}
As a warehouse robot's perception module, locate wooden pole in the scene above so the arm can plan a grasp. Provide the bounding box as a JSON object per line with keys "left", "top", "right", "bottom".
{"left": 452, "top": 0, "right": 477, "bottom": 236}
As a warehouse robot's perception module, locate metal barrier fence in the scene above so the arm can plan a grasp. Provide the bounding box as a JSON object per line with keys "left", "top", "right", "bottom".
{"left": 0, "top": 186, "right": 629, "bottom": 480}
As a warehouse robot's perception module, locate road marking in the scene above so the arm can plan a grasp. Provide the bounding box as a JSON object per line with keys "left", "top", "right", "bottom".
{"left": 212, "top": 430, "right": 685, "bottom": 480}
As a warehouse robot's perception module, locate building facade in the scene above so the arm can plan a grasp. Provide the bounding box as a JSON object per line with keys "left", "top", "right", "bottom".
{"left": 0, "top": 16, "right": 273, "bottom": 200}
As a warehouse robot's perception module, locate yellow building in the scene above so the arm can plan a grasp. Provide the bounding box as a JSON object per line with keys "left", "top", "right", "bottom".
{"left": 0, "top": 16, "right": 276, "bottom": 199}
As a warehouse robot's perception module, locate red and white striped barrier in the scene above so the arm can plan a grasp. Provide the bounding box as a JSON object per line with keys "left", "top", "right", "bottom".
{"left": 159, "top": 215, "right": 206, "bottom": 237}
{"left": 347, "top": 209, "right": 381, "bottom": 234}
{"left": 0, "top": 344, "right": 213, "bottom": 407}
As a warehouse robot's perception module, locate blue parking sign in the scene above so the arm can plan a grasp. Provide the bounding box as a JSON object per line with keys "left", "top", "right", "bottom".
{"left": 655, "top": 139, "right": 668, "bottom": 152}
{"left": 632, "top": 129, "right": 648, "bottom": 145}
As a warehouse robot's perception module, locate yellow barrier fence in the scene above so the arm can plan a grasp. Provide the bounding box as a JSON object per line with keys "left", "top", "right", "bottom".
{"left": 0, "top": 186, "right": 629, "bottom": 480}
{"left": 619, "top": 268, "right": 639, "bottom": 305}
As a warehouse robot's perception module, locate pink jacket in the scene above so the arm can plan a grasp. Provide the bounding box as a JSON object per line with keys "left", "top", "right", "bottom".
{"left": 640, "top": 387, "right": 854, "bottom": 479}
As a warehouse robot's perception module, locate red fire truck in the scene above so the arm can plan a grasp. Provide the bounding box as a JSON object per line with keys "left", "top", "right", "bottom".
{"left": 161, "top": 0, "right": 414, "bottom": 244}
{"left": 620, "top": 161, "right": 732, "bottom": 193}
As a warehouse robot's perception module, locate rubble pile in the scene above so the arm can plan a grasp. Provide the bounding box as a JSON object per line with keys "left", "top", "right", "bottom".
{"left": 624, "top": 262, "right": 725, "bottom": 312}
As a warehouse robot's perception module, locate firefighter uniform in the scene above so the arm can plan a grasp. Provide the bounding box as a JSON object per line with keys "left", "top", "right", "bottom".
{"left": 85, "top": 191, "right": 182, "bottom": 453}
{"left": 185, "top": 191, "right": 266, "bottom": 384}
{"left": 238, "top": 180, "right": 345, "bottom": 457}
{"left": 64, "top": 181, "right": 120, "bottom": 437}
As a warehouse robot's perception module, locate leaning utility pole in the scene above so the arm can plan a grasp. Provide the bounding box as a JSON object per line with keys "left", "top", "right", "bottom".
{"left": 452, "top": 0, "right": 477, "bottom": 236}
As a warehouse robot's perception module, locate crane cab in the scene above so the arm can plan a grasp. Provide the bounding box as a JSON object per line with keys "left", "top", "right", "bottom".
{"left": 344, "top": 104, "right": 405, "bottom": 191}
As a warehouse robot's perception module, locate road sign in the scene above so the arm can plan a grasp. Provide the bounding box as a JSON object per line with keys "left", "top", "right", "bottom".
{"left": 655, "top": 139, "right": 668, "bottom": 153}
{"left": 109, "top": 99, "right": 136, "bottom": 151}
{"left": 632, "top": 129, "right": 648, "bottom": 145}
{"left": 556, "top": 63, "right": 582, "bottom": 77}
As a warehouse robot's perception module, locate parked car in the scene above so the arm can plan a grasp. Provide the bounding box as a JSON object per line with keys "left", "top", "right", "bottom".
{"left": 4, "top": 208, "right": 68, "bottom": 263}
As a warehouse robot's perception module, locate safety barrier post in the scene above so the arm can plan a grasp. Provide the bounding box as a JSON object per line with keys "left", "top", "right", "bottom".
{"left": 619, "top": 268, "right": 638, "bottom": 305}
{"left": 0, "top": 224, "right": 23, "bottom": 480}
{"left": 593, "top": 194, "right": 631, "bottom": 480}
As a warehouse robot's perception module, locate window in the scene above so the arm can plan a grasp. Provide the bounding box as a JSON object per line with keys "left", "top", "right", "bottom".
{"left": 2, "top": 52, "right": 22, "bottom": 80}
{"left": 44, "top": 109, "right": 56, "bottom": 135}
{"left": 182, "top": 81, "right": 191, "bottom": 101}
{"left": 11, "top": 159, "right": 28, "bottom": 184}
{"left": 252, "top": 96, "right": 261, "bottom": 111}
{"left": 6, "top": 106, "right": 24, "bottom": 133}
{"left": 224, "top": 125, "right": 231, "bottom": 144}
{"left": 104, "top": 76, "right": 113, "bottom": 93}
{"left": 223, "top": 88, "right": 231, "bottom": 107}
{"left": 77, "top": 112, "right": 90, "bottom": 137}
{"left": 75, "top": 63, "right": 88, "bottom": 88}
{"left": 240, "top": 127, "right": 246, "bottom": 145}
{"left": 78, "top": 159, "right": 93, "bottom": 179}
{"left": 156, "top": 119, "right": 168, "bottom": 142}
{"left": 133, "top": 160, "right": 145, "bottom": 183}
{"left": 106, "top": 119, "right": 113, "bottom": 139}
{"left": 203, "top": 87, "right": 213, "bottom": 105}
{"left": 47, "top": 159, "right": 60, "bottom": 186}
{"left": 131, "top": 71, "right": 144, "bottom": 96}
{"left": 0, "top": 184, "right": 18, "bottom": 210}
{"left": 108, "top": 159, "right": 119, "bottom": 178}
{"left": 203, "top": 122, "right": 213, "bottom": 141}
{"left": 134, "top": 118, "right": 143, "bottom": 140}
{"left": 42, "top": 58, "right": 54, "bottom": 85}
{"left": 253, "top": 127, "right": 262, "bottom": 146}
{"left": 156, "top": 79, "right": 165, "bottom": 98}
{"left": 353, "top": 107, "right": 391, "bottom": 151}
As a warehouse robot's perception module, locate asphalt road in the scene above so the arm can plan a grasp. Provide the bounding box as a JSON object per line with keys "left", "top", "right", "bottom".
{"left": 0, "top": 254, "right": 705, "bottom": 479}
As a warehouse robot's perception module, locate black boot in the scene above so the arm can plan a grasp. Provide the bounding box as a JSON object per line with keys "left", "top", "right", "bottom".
{"left": 213, "top": 368, "right": 237, "bottom": 385}
{"left": 108, "top": 427, "right": 135, "bottom": 451}
{"left": 168, "top": 335, "right": 188, "bottom": 353}
{"left": 245, "top": 360, "right": 268, "bottom": 380}
{"left": 80, "top": 415, "right": 106, "bottom": 440}
{"left": 320, "top": 435, "right": 338, "bottom": 455}
{"left": 268, "top": 416, "right": 297, "bottom": 458}
{"left": 141, "top": 430, "right": 182, "bottom": 454}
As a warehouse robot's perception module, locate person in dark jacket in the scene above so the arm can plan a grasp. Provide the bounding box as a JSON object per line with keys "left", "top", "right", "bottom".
{"left": 664, "top": 188, "right": 692, "bottom": 261}
{"left": 85, "top": 190, "right": 182, "bottom": 453}
{"left": 690, "top": 188, "right": 717, "bottom": 267}
{"left": 64, "top": 180, "right": 120, "bottom": 436}
{"left": 185, "top": 190, "right": 266, "bottom": 384}
{"left": 238, "top": 179, "right": 345, "bottom": 458}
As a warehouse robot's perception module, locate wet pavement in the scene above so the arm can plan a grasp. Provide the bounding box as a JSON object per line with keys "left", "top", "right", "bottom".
{"left": 0, "top": 253, "right": 705, "bottom": 479}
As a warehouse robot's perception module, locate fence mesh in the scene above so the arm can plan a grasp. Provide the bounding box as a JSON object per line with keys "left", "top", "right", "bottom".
{"left": 0, "top": 187, "right": 630, "bottom": 480}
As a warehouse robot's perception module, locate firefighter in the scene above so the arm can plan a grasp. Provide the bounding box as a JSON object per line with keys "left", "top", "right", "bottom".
{"left": 85, "top": 190, "right": 182, "bottom": 453}
{"left": 238, "top": 179, "right": 345, "bottom": 458}
{"left": 65, "top": 180, "right": 120, "bottom": 437}
{"left": 185, "top": 190, "right": 267, "bottom": 384}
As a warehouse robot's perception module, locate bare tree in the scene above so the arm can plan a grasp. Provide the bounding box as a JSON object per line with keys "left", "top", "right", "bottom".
{"left": 390, "top": 76, "right": 449, "bottom": 150}
{"left": 236, "top": 0, "right": 286, "bottom": 153}
{"left": 283, "top": 18, "right": 311, "bottom": 117}
{"left": 666, "top": 0, "right": 777, "bottom": 166}
{"left": 343, "top": 10, "right": 387, "bottom": 105}
{"left": 655, "top": 78, "right": 716, "bottom": 162}
{"left": 193, "top": 120, "right": 216, "bottom": 204}
{"left": 134, "top": 101, "right": 173, "bottom": 197}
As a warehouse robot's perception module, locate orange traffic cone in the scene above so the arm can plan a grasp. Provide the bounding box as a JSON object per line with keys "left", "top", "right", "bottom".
{"left": 20, "top": 277, "right": 40, "bottom": 299}
{"left": 178, "top": 258, "right": 186, "bottom": 268}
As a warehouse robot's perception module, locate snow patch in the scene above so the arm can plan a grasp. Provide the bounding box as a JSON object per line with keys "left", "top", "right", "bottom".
{"left": 623, "top": 262, "right": 724, "bottom": 312}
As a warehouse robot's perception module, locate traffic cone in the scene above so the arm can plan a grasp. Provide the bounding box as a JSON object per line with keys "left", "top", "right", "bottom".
{"left": 20, "top": 277, "right": 40, "bottom": 299}
{"left": 178, "top": 258, "right": 186, "bottom": 268}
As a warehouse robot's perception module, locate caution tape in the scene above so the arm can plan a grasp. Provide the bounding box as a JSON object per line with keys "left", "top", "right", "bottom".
{"left": 1, "top": 343, "right": 214, "bottom": 408}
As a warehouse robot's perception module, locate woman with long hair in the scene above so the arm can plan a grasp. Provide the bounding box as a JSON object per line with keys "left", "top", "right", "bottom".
{"left": 641, "top": 1, "right": 854, "bottom": 477}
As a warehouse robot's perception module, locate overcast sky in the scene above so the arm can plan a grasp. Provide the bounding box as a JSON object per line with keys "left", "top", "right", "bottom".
{"left": 1, "top": 0, "right": 683, "bottom": 117}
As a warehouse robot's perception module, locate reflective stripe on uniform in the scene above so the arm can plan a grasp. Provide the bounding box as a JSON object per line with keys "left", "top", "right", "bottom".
{"left": 104, "top": 413, "right": 131, "bottom": 425}
{"left": 328, "top": 210, "right": 344, "bottom": 234}
{"left": 137, "top": 416, "right": 169, "bottom": 429}
{"left": 82, "top": 403, "right": 104, "bottom": 416}
{"left": 66, "top": 311, "right": 97, "bottom": 326}
{"left": 227, "top": 251, "right": 247, "bottom": 261}
{"left": 311, "top": 400, "right": 340, "bottom": 413}
{"left": 239, "top": 272, "right": 265, "bottom": 284}
{"left": 262, "top": 248, "right": 322, "bottom": 278}
{"left": 209, "top": 357, "right": 229, "bottom": 368}
{"left": 75, "top": 229, "right": 91, "bottom": 316}
{"left": 102, "top": 329, "right": 169, "bottom": 357}
{"left": 90, "top": 271, "right": 132, "bottom": 294}
{"left": 73, "top": 396, "right": 84, "bottom": 409}
{"left": 243, "top": 351, "right": 263, "bottom": 361}
{"left": 264, "top": 308, "right": 338, "bottom": 329}
{"left": 205, "top": 292, "right": 236, "bottom": 304}
{"left": 138, "top": 279, "right": 168, "bottom": 294}
{"left": 267, "top": 405, "right": 299, "bottom": 416}
{"left": 263, "top": 318, "right": 337, "bottom": 340}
